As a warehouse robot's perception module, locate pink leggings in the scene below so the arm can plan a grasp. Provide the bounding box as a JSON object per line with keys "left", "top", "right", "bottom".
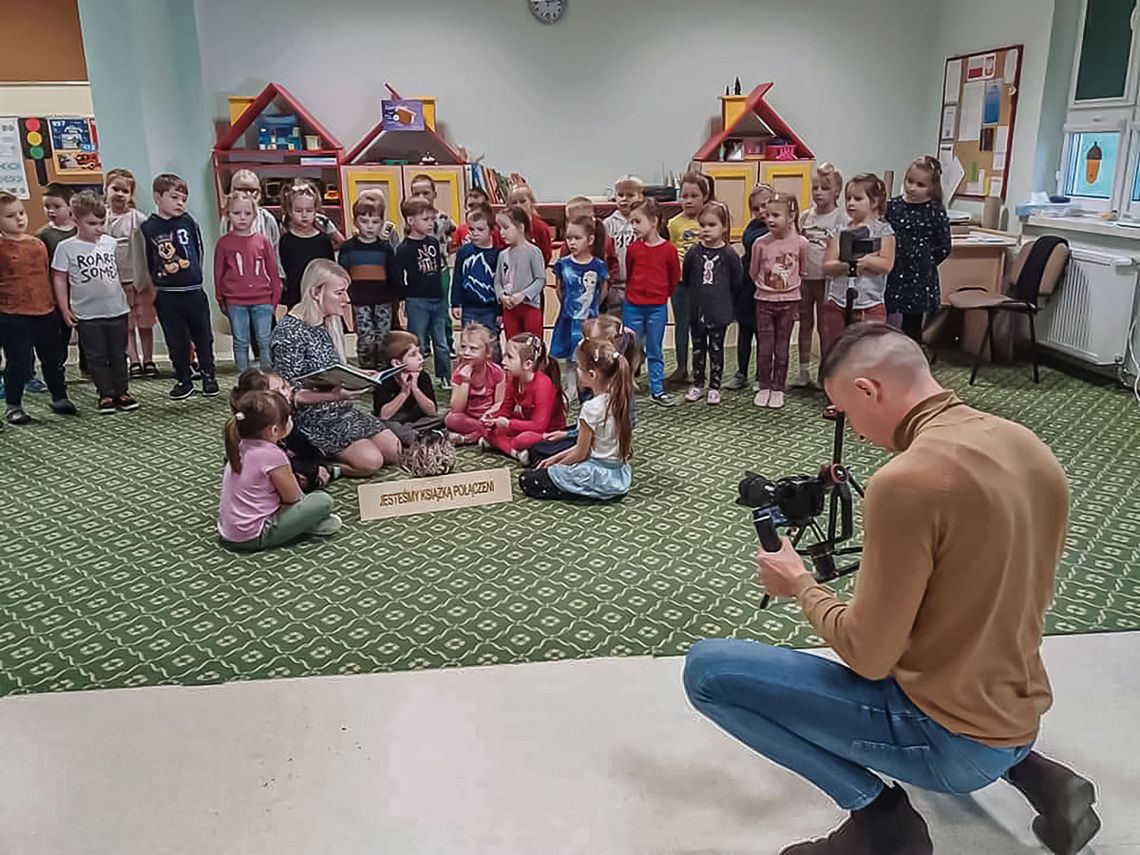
{"left": 487, "top": 426, "right": 545, "bottom": 455}
{"left": 445, "top": 411, "right": 487, "bottom": 442}
{"left": 798, "top": 279, "right": 827, "bottom": 365}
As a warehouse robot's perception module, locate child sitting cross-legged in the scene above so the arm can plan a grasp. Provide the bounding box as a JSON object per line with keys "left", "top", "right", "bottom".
{"left": 372, "top": 331, "right": 444, "bottom": 445}
{"left": 218, "top": 390, "right": 342, "bottom": 551}
{"left": 478, "top": 332, "right": 565, "bottom": 465}
{"left": 231, "top": 368, "right": 342, "bottom": 492}
{"left": 444, "top": 322, "right": 505, "bottom": 445}
{"left": 519, "top": 338, "right": 634, "bottom": 502}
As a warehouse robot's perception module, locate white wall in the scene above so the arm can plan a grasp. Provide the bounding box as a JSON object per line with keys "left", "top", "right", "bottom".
{"left": 193, "top": 0, "right": 936, "bottom": 200}
{"left": 0, "top": 84, "right": 93, "bottom": 117}
{"left": 929, "top": 0, "right": 1057, "bottom": 214}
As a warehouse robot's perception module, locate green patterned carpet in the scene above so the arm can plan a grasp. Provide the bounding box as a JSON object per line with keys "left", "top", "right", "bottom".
{"left": 1, "top": 352, "right": 1138, "bottom": 696}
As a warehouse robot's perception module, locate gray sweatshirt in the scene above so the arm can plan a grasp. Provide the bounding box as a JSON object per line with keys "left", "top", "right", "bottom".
{"left": 494, "top": 243, "right": 546, "bottom": 309}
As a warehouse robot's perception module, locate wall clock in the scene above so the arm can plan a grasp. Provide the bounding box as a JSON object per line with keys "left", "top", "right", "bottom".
{"left": 530, "top": 0, "right": 566, "bottom": 25}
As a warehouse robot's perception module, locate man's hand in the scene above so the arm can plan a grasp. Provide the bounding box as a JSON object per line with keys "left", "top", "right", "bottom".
{"left": 757, "top": 538, "right": 813, "bottom": 599}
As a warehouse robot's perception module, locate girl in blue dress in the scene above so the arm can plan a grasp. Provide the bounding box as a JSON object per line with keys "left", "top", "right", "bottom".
{"left": 518, "top": 338, "right": 633, "bottom": 501}
{"left": 550, "top": 216, "right": 609, "bottom": 399}
{"left": 885, "top": 156, "right": 952, "bottom": 344}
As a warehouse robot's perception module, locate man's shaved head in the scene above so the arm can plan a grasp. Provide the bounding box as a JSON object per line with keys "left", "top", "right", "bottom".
{"left": 821, "top": 323, "right": 945, "bottom": 450}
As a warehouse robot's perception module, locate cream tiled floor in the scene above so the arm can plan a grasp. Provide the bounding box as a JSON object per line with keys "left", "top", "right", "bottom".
{"left": 2, "top": 633, "right": 1137, "bottom": 854}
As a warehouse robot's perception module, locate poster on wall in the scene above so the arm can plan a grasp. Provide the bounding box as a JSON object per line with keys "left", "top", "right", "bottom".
{"left": 381, "top": 100, "right": 425, "bottom": 131}
{"left": 48, "top": 116, "right": 101, "bottom": 174}
{"left": 0, "top": 118, "right": 29, "bottom": 199}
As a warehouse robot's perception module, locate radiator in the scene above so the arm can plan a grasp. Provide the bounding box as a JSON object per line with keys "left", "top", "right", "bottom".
{"left": 1036, "top": 247, "right": 1140, "bottom": 367}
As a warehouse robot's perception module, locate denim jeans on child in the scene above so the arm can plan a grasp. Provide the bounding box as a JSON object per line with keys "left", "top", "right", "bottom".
{"left": 406, "top": 297, "right": 451, "bottom": 379}
{"left": 684, "top": 639, "right": 1032, "bottom": 810}
{"left": 623, "top": 302, "right": 668, "bottom": 396}
{"left": 227, "top": 304, "right": 275, "bottom": 373}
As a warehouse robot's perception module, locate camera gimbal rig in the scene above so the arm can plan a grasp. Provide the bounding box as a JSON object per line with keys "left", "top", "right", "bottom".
{"left": 738, "top": 227, "right": 879, "bottom": 608}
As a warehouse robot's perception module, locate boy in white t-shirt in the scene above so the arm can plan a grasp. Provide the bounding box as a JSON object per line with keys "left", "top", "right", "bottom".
{"left": 51, "top": 191, "right": 138, "bottom": 414}
{"left": 602, "top": 175, "right": 644, "bottom": 317}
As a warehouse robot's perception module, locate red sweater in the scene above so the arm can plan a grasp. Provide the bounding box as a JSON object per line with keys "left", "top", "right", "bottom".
{"left": 530, "top": 215, "right": 554, "bottom": 265}
{"left": 214, "top": 232, "right": 281, "bottom": 307}
{"left": 491, "top": 370, "right": 565, "bottom": 435}
{"left": 625, "top": 239, "right": 680, "bottom": 305}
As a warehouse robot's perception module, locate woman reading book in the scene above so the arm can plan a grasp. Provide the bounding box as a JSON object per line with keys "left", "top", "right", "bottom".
{"left": 270, "top": 259, "right": 402, "bottom": 477}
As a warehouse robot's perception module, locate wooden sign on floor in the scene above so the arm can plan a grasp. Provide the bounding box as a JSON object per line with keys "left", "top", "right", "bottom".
{"left": 358, "top": 467, "right": 514, "bottom": 521}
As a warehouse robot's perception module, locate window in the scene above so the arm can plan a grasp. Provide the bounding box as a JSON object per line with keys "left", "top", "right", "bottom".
{"left": 1064, "top": 131, "right": 1121, "bottom": 198}
{"left": 1063, "top": 0, "right": 1140, "bottom": 213}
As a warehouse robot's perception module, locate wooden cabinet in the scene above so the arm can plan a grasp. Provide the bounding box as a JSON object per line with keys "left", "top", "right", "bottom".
{"left": 761, "top": 160, "right": 814, "bottom": 209}
{"left": 700, "top": 162, "right": 757, "bottom": 241}
{"left": 341, "top": 165, "right": 405, "bottom": 225}
{"left": 402, "top": 165, "right": 466, "bottom": 226}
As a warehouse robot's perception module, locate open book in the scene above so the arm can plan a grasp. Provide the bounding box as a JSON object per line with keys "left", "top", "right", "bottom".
{"left": 297, "top": 362, "right": 405, "bottom": 392}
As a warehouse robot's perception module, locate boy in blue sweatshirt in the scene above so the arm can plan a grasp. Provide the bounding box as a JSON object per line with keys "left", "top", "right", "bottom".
{"left": 131, "top": 173, "right": 217, "bottom": 399}
{"left": 450, "top": 206, "right": 502, "bottom": 360}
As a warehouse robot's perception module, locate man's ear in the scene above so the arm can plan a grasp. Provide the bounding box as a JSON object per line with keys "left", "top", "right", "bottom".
{"left": 853, "top": 376, "right": 878, "bottom": 399}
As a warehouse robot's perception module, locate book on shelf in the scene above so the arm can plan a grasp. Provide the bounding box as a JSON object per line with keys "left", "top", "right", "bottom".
{"left": 297, "top": 362, "right": 405, "bottom": 392}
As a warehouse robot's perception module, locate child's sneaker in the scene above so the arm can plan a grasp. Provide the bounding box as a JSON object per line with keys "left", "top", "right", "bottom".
{"left": 311, "top": 513, "right": 343, "bottom": 537}
{"left": 201, "top": 375, "right": 220, "bottom": 397}
{"left": 768, "top": 391, "right": 785, "bottom": 409}
{"left": 97, "top": 396, "right": 117, "bottom": 415}
{"left": 723, "top": 373, "right": 747, "bottom": 391}
{"left": 707, "top": 389, "right": 721, "bottom": 405}
{"left": 5, "top": 407, "right": 31, "bottom": 425}
{"left": 752, "top": 380, "right": 760, "bottom": 392}
{"left": 439, "top": 376, "right": 452, "bottom": 391}
{"left": 477, "top": 437, "right": 490, "bottom": 452}
{"left": 683, "top": 386, "right": 704, "bottom": 402}
{"left": 753, "top": 389, "right": 771, "bottom": 408}
{"left": 50, "top": 398, "right": 78, "bottom": 416}
{"left": 129, "top": 363, "right": 143, "bottom": 379}
{"left": 26, "top": 377, "right": 48, "bottom": 394}
{"left": 169, "top": 380, "right": 195, "bottom": 400}
{"left": 142, "top": 362, "right": 159, "bottom": 378}
{"left": 650, "top": 391, "right": 675, "bottom": 407}
{"left": 513, "top": 449, "right": 530, "bottom": 466}
{"left": 114, "top": 393, "right": 140, "bottom": 412}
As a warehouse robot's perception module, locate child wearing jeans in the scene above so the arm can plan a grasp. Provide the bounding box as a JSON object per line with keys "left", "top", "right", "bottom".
{"left": 395, "top": 197, "right": 451, "bottom": 387}
{"left": 214, "top": 193, "right": 280, "bottom": 372}
{"left": 218, "top": 390, "right": 341, "bottom": 551}
{"left": 750, "top": 192, "right": 809, "bottom": 409}
{"left": 0, "top": 192, "right": 76, "bottom": 425}
{"left": 624, "top": 198, "right": 681, "bottom": 406}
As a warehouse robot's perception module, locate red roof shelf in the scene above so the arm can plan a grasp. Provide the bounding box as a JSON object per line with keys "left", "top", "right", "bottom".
{"left": 693, "top": 82, "right": 813, "bottom": 162}
{"left": 215, "top": 82, "right": 342, "bottom": 154}
{"left": 344, "top": 120, "right": 465, "bottom": 166}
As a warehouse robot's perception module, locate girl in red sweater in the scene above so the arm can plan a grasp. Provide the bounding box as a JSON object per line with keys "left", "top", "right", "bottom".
{"left": 622, "top": 198, "right": 680, "bottom": 405}
{"left": 479, "top": 332, "right": 566, "bottom": 465}
{"left": 508, "top": 184, "right": 553, "bottom": 265}
{"left": 214, "top": 193, "right": 281, "bottom": 372}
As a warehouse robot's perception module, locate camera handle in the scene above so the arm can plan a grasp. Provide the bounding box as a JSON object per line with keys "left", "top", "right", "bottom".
{"left": 753, "top": 510, "right": 783, "bottom": 610}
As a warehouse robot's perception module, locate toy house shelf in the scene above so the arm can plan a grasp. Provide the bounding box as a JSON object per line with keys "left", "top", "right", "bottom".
{"left": 212, "top": 82, "right": 345, "bottom": 230}
{"left": 340, "top": 101, "right": 468, "bottom": 229}
{"left": 692, "top": 82, "right": 815, "bottom": 240}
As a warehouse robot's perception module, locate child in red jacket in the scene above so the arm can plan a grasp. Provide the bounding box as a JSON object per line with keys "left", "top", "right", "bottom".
{"left": 479, "top": 333, "right": 566, "bottom": 466}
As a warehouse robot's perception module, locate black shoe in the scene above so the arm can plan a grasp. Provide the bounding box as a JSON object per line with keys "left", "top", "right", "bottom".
{"left": 114, "top": 393, "right": 140, "bottom": 412}
{"left": 97, "top": 396, "right": 117, "bottom": 415}
{"left": 143, "top": 362, "right": 159, "bottom": 378}
{"left": 169, "top": 380, "right": 195, "bottom": 400}
{"left": 1007, "top": 752, "right": 1101, "bottom": 855}
{"left": 779, "top": 785, "right": 932, "bottom": 854}
{"left": 5, "top": 407, "right": 31, "bottom": 425}
{"left": 189, "top": 361, "right": 202, "bottom": 381}
{"left": 201, "top": 375, "right": 220, "bottom": 397}
{"left": 50, "top": 398, "right": 78, "bottom": 416}
{"left": 129, "top": 362, "right": 143, "bottom": 379}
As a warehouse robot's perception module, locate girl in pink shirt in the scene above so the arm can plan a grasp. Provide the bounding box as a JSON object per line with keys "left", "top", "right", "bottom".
{"left": 218, "top": 390, "right": 340, "bottom": 551}
{"left": 446, "top": 322, "right": 506, "bottom": 444}
{"left": 749, "top": 192, "right": 809, "bottom": 409}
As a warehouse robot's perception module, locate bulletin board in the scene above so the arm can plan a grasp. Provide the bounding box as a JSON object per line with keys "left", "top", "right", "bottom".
{"left": 938, "top": 44, "right": 1022, "bottom": 200}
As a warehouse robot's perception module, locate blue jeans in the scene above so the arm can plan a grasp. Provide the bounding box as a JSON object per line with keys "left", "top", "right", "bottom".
{"left": 227, "top": 304, "right": 275, "bottom": 373}
{"left": 623, "top": 302, "right": 668, "bottom": 396}
{"left": 406, "top": 297, "right": 451, "bottom": 378}
{"left": 684, "top": 639, "right": 1032, "bottom": 810}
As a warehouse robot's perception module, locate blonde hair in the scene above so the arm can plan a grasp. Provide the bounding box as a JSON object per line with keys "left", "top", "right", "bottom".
{"left": 613, "top": 175, "right": 645, "bottom": 194}
{"left": 230, "top": 169, "right": 262, "bottom": 196}
{"left": 508, "top": 184, "right": 537, "bottom": 207}
{"left": 291, "top": 259, "right": 351, "bottom": 360}
{"left": 460, "top": 322, "right": 495, "bottom": 357}
{"left": 814, "top": 162, "right": 844, "bottom": 197}
{"left": 223, "top": 191, "right": 257, "bottom": 216}
{"left": 566, "top": 195, "right": 594, "bottom": 219}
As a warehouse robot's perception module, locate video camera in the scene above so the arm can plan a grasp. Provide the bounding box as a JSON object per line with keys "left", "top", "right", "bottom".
{"left": 737, "top": 466, "right": 861, "bottom": 604}
{"left": 838, "top": 226, "right": 882, "bottom": 266}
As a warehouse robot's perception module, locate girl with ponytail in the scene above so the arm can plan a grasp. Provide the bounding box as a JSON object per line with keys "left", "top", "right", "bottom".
{"left": 218, "top": 390, "right": 341, "bottom": 551}
{"left": 479, "top": 333, "right": 565, "bottom": 465}
{"left": 519, "top": 338, "right": 634, "bottom": 501}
